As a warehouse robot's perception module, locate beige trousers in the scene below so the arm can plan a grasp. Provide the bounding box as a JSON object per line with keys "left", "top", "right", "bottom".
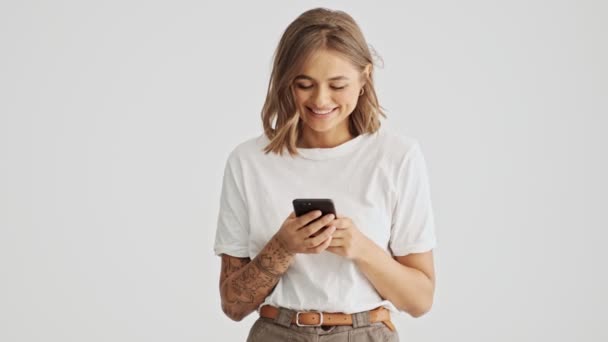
{"left": 246, "top": 307, "right": 400, "bottom": 342}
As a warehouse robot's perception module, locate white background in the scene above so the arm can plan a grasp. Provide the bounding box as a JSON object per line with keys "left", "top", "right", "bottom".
{"left": 1, "top": 0, "right": 607, "bottom": 341}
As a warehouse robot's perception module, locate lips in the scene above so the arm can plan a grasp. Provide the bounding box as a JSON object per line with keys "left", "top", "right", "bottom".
{"left": 309, "top": 107, "right": 337, "bottom": 114}
{"left": 307, "top": 107, "right": 337, "bottom": 118}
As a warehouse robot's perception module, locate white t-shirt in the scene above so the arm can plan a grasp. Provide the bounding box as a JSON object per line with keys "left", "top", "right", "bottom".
{"left": 213, "top": 124, "right": 437, "bottom": 315}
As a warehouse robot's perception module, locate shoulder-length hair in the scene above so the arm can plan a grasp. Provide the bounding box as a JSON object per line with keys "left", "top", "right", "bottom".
{"left": 261, "top": 7, "right": 386, "bottom": 156}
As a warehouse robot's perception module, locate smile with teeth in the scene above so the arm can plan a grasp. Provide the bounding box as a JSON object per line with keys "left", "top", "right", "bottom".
{"left": 308, "top": 107, "right": 337, "bottom": 116}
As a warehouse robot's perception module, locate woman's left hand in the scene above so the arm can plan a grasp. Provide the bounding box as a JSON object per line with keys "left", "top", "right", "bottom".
{"left": 326, "top": 214, "right": 372, "bottom": 261}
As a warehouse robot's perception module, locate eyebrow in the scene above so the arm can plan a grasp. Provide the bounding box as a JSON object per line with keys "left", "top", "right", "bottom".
{"left": 294, "top": 75, "right": 350, "bottom": 81}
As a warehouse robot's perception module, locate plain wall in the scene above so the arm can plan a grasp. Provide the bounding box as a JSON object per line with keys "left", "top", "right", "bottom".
{"left": 1, "top": 0, "right": 606, "bottom": 341}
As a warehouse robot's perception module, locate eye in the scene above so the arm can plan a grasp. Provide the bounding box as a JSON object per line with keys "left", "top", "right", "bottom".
{"left": 295, "top": 84, "right": 347, "bottom": 90}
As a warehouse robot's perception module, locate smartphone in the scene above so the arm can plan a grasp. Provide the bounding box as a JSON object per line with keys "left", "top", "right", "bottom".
{"left": 292, "top": 198, "right": 337, "bottom": 237}
{"left": 292, "top": 198, "right": 337, "bottom": 217}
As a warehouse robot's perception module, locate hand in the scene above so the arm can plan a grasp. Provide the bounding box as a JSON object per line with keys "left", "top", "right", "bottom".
{"left": 326, "top": 214, "right": 371, "bottom": 260}
{"left": 274, "top": 210, "right": 337, "bottom": 255}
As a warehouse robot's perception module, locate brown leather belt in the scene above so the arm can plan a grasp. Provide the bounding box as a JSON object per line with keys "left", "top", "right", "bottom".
{"left": 259, "top": 305, "right": 396, "bottom": 332}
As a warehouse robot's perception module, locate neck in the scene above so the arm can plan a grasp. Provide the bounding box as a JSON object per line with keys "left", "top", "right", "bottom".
{"left": 297, "top": 126, "right": 354, "bottom": 148}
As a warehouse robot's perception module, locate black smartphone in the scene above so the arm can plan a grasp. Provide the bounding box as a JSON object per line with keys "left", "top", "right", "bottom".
{"left": 292, "top": 198, "right": 337, "bottom": 217}
{"left": 292, "top": 199, "right": 337, "bottom": 237}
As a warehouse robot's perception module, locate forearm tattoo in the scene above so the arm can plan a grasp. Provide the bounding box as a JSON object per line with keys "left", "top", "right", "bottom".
{"left": 220, "top": 256, "right": 250, "bottom": 286}
{"left": 220, "top": 236, "right": 294, "bottom": 319}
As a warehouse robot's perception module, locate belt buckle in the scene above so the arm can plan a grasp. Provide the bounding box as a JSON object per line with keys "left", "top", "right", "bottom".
{"left": 295, "top": 311, "right": 324, "bottom": 327}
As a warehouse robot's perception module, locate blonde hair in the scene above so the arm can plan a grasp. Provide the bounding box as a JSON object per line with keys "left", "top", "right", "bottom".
{"left": 261, "top": 7, "right": 386, "bottom": 156}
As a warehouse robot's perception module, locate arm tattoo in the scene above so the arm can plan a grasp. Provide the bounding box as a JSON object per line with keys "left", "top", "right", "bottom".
{"left": 219, "top": 235, "right": 294, "bottom": 320}
{"left": 220, "top": 255, "right": 250, "bottom": 287}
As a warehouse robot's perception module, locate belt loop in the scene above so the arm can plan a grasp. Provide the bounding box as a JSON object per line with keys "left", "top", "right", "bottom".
{"left": 352, "top": 310, "right": 371, "bottom": 329}
{"left": 275, "top": 307, "right": 296, "bottom": 328}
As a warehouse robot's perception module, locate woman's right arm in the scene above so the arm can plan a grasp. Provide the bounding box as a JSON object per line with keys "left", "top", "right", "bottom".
{"left": 219, "top": 210, "right": 336, "bottom": 321}
{"left": 219, "top": 235, "right": 293, "bottom": 321}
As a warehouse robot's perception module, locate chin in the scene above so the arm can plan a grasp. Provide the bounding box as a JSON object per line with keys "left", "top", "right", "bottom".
{"left": 307, "top": 125, "right": 336, "bottom": 133}
{"left": 305, "top": 118, "right": 348, "bottom": 134}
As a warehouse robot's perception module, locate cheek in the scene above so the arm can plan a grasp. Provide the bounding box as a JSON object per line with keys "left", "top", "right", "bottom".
{"left": 293, "top": 91, "right": 308, "bottom": 105}
{"left": 336, "top": 91, "right": 359, "bottom": 108}
{"left": 295, "top": 92, "right": 306, "bottom": 103}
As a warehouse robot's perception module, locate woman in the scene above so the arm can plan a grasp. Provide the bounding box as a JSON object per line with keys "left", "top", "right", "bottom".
{"left": 214, "top": 7, "right": 437, "bottom": 342}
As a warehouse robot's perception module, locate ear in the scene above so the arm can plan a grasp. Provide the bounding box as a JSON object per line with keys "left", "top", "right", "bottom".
{"left": 361, "top": 63, "right": 372, "bottom": 85}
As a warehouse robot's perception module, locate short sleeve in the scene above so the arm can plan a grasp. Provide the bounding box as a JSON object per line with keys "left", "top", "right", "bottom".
{"left": 213, "top": 151, "right": 250, "bottom": 258}
{"left": 389, "top": 142, "right": 437, "bottom": 256}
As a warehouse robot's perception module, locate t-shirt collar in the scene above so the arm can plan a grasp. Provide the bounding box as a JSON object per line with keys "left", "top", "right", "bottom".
{"left": 295, "top": 132, "right": 371, "bottom": 160}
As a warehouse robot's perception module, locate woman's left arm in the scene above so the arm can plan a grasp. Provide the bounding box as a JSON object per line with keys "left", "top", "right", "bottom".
{"left": 327, "top": 216, "right": 435, "bottom": 317}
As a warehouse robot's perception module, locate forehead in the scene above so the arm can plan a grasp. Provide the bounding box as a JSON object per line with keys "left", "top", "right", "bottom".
{"left": 295, "top": 49, "right": 359, "bottom": 80}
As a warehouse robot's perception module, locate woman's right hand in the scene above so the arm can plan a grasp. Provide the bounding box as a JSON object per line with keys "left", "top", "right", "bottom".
{"left": 274, "top": 210, "right": 336, "bottom": 255}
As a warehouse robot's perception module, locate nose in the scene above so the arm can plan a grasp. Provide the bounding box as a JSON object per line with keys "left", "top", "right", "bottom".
{"left": 311, "top": 85, "right": 332, "bottom": 107}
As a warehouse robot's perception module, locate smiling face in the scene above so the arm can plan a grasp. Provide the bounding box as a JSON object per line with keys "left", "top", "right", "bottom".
{"left": 292, "top": 48, "right": 368, "bottom": 147}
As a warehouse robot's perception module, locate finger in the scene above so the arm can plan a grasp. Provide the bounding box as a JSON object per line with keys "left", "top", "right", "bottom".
{"left": 325, "top": 246, "right": 338, "bottom": 254}
{"left": 300, "top": 214, "right": 335, "bottom": 237}
{"left": 304, "top": 225, "right": 336, "bottom": 248}
{"left": 308, "top": 235, "right": 332, "bottom": 254}
{"left": 288, "top": 211, "right": 296, "bottom": 219}
{"left": 331, "top": 218, "right": 349, "bottom": 229}
{"left": 329, "top": 229, "right": 343, "bottom": 238}
{"left": 295, "top": 210, "right": 323, "bottom": 227}
{"left": 328, "top": 238, "right": 343, "bottom": 247}
{"left": 306, "top": 223, "right": 330, "bottom": 239}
